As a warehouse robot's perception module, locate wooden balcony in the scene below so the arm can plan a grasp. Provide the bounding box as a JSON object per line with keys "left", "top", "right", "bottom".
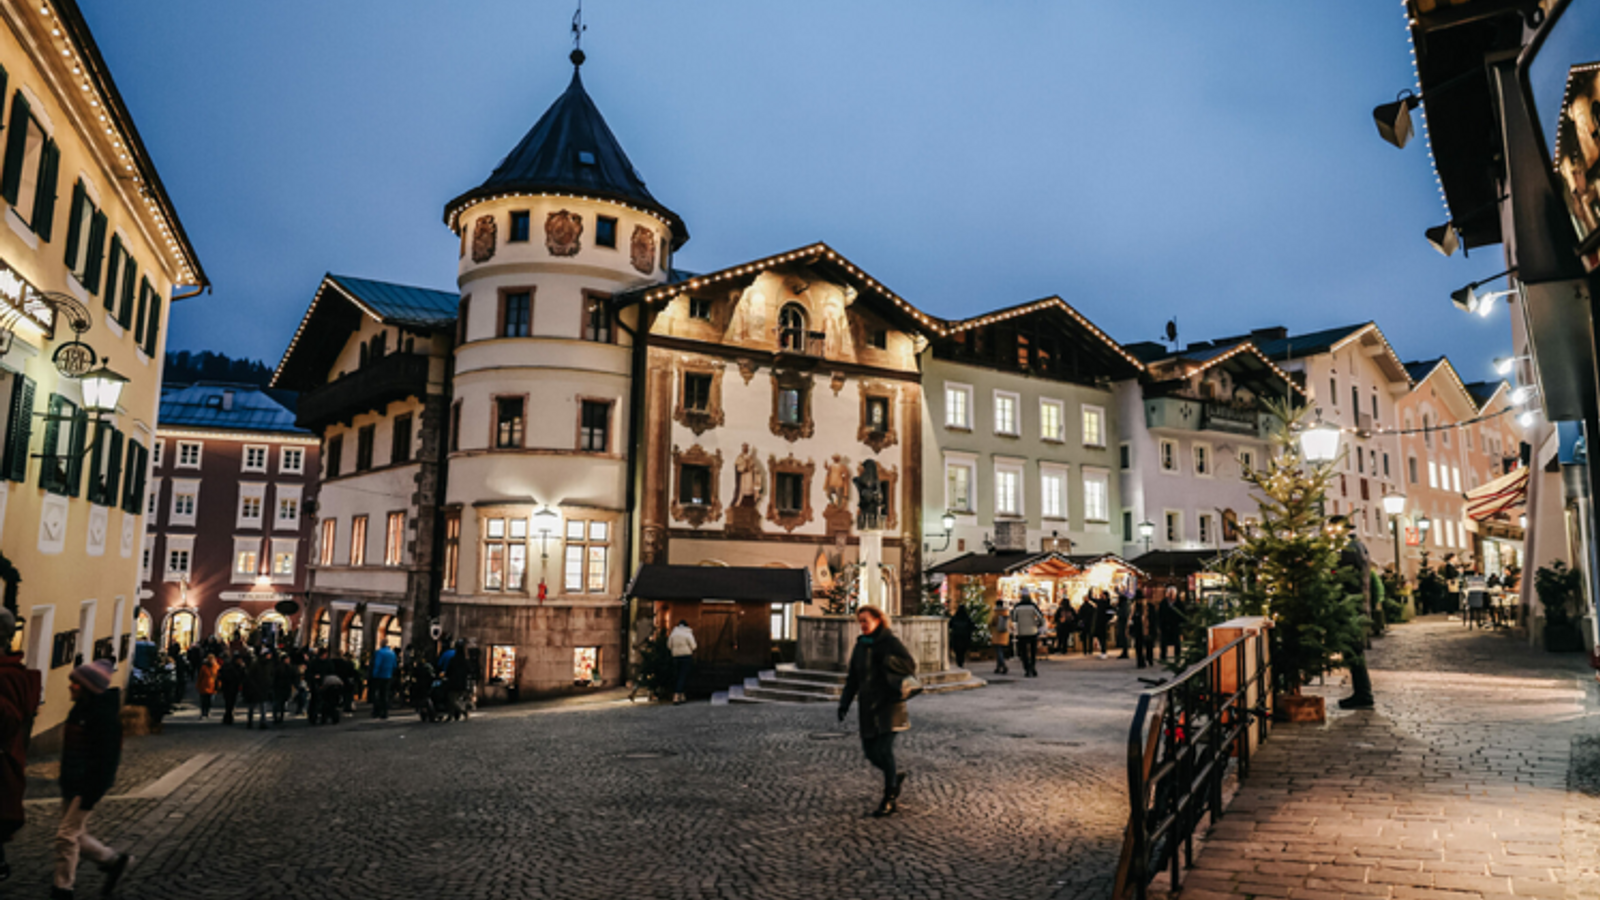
{"left": 296, "top": 352, "right": 430, "bottom": 431}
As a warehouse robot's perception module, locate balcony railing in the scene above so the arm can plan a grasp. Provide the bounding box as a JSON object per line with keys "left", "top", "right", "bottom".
{"left": 776, "top": 330, "right": 827, "bottom": 359}
{"left": 1199, "top": 402, "right": 1260, "bottom": 436}
{"left": 296, "top": 352, "right": 431, "bottom": 430}
{"left": 1145, "top": 396, "right": 1264, "bottom": 438}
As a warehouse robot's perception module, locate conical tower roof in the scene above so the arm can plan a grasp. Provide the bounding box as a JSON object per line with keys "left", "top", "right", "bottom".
{"left": 444, "top": 52, "right": 688, "bottom": 248}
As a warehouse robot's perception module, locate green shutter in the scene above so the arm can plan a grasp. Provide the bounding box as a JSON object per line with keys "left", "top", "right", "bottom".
{"left": 64, "top": 405, "right": 86, "bottom": 498}
{"left": 2, "top": 374, "right": 32, "bottom": 483}
{"left": 102, "top": 235, "right": 122, "bottom": 311}
{"left": 133, "top": 277, "right": 149, "bottom": 345}
{"left": 118, "top": 257, "right": 137, "bottom": 327}
{"left": 39, "top": 393, "right": 61, "bottom": 493}
{"left": 83, "top": 209, "right": 106, "bottom": 293}
{"left": 0, "top": 93, "right": 29, "bottom": 206}
{"left": 104, "top": 427, "right": 122, "bottom": 505}
{"left": 86, "top": 421, "right": 105, "bottom": 504}
{"left": 62, "top": 180, "right": 83, "bottom": 268}
{"left": 122, "top": 441, "right": 146, "bottom": 515}
{"left": 143, "top": 288, "right": 161, "bottom": 356}
{"left": 32, "top": 137, "right": 58, "bottom": 241}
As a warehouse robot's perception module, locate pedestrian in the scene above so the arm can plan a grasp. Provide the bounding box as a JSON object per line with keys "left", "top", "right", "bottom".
{"left": 990, "top": 599, "right": 1011, "bottom": 675}
{"left": 1336, "top": 518, "right": 1376, "bottom": 710}
{"left": 0, "top": 608, "right": 40, "bottom": 883}
{"left": 667, "top": 619, "right": 697, "bottom": 705}
{"left": 836, "top": 604, "right": 917, "bottom": 819}
{"left": 947, "top": 605, "right": 974, "bottom": 669}
{"left": 1078, "top": 597, "right": 1095, "bottom": 656}
{"left": 1053, "top": 601, "right": 1076, "bottom": 655}
{"left": 369, "top": 643, "right": 397, "bottom": 719}
{"left": 443, "top": 640, "right": 471, "bottom": 721}
{"left": 1011, "top": 590, "right": 1044, "bottom": 678}
{"left": 336, "top": 653, "right": 360, "bottom": 714}
{"left": 1130, "top": 593, "right": 1156, "bottom": 669}
{"left": 270, "top": 652, "right": 295, "bottom": 726}
{"left": 1093, "top": 591, "right": 1112, "bottom": 659}
{"left": 1441, "top": 554, "right": 1462, "bottom": 616}
{"left": 1114, "top": 590, "right": 1132, "bottom": 659}
{"left": 306, "top": 648, "right": 331, "bottom": 723}
{"left": 1158, "top": 587, "right": 1185, "bottom": 662}
{"left": 53, "top": 659, "right": 133, "bottom": 899}
{"left": 218, "top": 653, "right": 245, "bottom": 725}
{"left": 195, "top": 653, "right": 219, "bottom": 719}
{"left": 167, "top": 641, "right": 187, "bottom": 708}
{"left": 243, "top": 651, "right": 272, "bottom": 729}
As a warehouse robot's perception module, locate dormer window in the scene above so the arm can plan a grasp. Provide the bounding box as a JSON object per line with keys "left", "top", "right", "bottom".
{"left": 577, "top": 150, "right": 596, "bottom": 166}
{"left": 779, "top": 304, "right": 807, "bottom": 351}
{"left": 596, "top": 215, "right": 617, "bottom": 248}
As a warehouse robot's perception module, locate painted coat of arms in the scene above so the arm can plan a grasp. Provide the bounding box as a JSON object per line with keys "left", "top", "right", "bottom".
{"left": 630, "top": 225, "right": 656, "bottom": 274}
{"left": 471, "top": 215, "right": 497, "bottom": 263}
{"left": 546, "top": 210, "right": 584, "bottom": 256}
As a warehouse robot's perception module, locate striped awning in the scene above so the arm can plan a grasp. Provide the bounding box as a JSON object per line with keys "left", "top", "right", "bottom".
{"left": 1465, "top": 466, "right": 1528, "bottom": 521}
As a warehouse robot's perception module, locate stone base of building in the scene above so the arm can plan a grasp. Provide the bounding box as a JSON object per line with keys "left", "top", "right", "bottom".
{"left": 441, "top": 600, "right": 624, "bottom": 698}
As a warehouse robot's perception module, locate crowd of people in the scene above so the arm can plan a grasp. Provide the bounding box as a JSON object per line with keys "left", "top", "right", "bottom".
{"left": 947, "top": 585, "right": 1197, "bottom": 675}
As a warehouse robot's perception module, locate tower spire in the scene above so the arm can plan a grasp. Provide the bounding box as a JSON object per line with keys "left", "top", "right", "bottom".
{"left": 570, "top": 1, "right": 586, "bottom": 68}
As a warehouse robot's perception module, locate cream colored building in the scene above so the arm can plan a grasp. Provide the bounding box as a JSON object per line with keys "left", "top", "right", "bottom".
{"left": 0, "top": 1, "right": 206, "bottom": 745}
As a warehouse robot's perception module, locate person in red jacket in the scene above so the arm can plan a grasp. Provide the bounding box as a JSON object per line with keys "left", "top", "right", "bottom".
{"left": 0, "top": 608, "right": 40, "bottom": 883}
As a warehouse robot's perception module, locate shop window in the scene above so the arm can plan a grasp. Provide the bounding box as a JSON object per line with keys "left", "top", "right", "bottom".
{"left": 1040, "top": 399, "right": 1064, "bottom": 442}
{"left": 509, "top": 211, "right": 530, "bottom": 243}
{"left": 688, "top": 296, "right": 711, "bottom": 321}
{"left": 495, "top": 397, "right": 525, "bottom": 449}
{"left": 583, "top": 293, "right": 612, "bottom": 343}
{"left": 595, "top": 215, "right": 617, "bottom": 248}
{"left": 163, "top": 610, "right": 197, "bottom": 652}
{"left": 350, "top": 515, "right": 368, "bottom": 566}
{"left": 562, "top": 519, "right": 610, "bottom": 594}
{"left": 500, "top": 290, "right": 531, "bottom": 338}
{"left": 489, "top": 645, "right": 517, "bottom": 684}
{"left": 312, "top": 609, "right": 330, "bottom": 648}
{"left": 135, "top": 609, "right": 152, "bottom": 642}
{"left": 355, "top": 425, "right": 375, "bottom": 471}
{"left": 385, "top": 511, "right": 406, "bottom": 566}
{"left": 319, "top": 519, "right": 335, "bottom": 566}
{"left": 443, "top": 510, "right": 461, "bottom": 591}
{"left": 573, "top": 647, "right": 600, "bottom": 686}
{"left": 343, "top": 613, "right": 363, "bottom": 657}
{"left": 579, "top": 400, "right": 610, "bottom": 452}
{"left": 392, "top": 414, "right": 413, "bottom": 464}
{"left": 482, "top": 516, "right": 528, "bottom": 592}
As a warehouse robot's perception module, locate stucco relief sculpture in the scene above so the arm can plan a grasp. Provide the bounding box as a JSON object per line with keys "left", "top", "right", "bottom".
{"left": 734, "top": 443, "right": 766, "bottom": 507}
{"left": 736, "top": 358, "right": 758, "bottom": 385}
{"left": 545, "top": 209, "right": 584, "bottom": 256}
{"left": 830, "top": 372, "right": 846, "bottom": 396}
{"left": 823, "top": 454, "right": 852, "bottom": 511}
{"left": 854, "top": 459, "right": 887, "bottom": 532}
{"left": 630, "top": 225, "right": 655, "bottom": 274}
{"left": 822, "top": 296, "right": 846, "bottom": 358}
{"left": 471, "top": 215, "right": 497, "bottom": 263}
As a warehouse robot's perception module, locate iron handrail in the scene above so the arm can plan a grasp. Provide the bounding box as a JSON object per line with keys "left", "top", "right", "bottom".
{"left": 1117, "top": 629, "right": 1272, "bottom": 900}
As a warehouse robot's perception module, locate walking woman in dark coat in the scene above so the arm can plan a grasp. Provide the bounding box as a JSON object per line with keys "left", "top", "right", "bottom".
{"left": 837, "top": 605, "right": 917, "bottom": 818}
{"left": 947, "top": 605, "right": 975, "bottom": 669}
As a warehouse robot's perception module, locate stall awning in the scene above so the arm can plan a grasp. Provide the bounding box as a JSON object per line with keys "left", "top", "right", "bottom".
{"left": 1466, "top": 466, "right": 1529, "bottom": 521}
{"left": 927, "top": 551, "right": 1081, "bottom": 577}
{"left": 1129, "top": 550, "right": 1227, "bottom": 577}
{"left": 1062, "top": 553, "right": 1149, "bottom": 579}
{"left": 624, "top": 565, "right": 812, "bottom": 604}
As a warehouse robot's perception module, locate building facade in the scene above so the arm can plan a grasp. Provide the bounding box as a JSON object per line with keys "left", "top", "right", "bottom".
{"left": 0, "top": 0, "right": 206, "bottom": 744}
{"left": 140, "top": 384, "right": 318, "bottom": 649}
{"left": 1394, "top": 358, "right": 1481, "bottom": 577}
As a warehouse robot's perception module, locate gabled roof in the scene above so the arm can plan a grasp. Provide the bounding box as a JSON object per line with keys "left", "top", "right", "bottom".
{"left": 1404, "top": 356, "right": 1476, "bottom": 417}
{"left": 443, "top": 54, "right": 687, "bottom": 249}
{"left": 158, "top": 383, "right": 306, "bottom": 435}
{"left": 1464, "top": 380, "right": 1509, "bottom": 410}
{"left": 1254, "top": 322, "right": 1413, "bottom": 387}
{"left": 1404, "top": 358, "right": 1444, "bottom": 385}
{"left": 1138, "top": 339, "right": 1306, "bottom": 400}
{"left": 940, "top": 296, "right": 1147, "bottom": 374}
{"left": 271, "top": 274, "right": 458, "bottom": 392}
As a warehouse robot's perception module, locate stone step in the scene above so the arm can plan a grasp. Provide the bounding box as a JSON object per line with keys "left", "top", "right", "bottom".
{"left": 721, "top": 666, "right": 988, "bottom": 705}
{"left": 736, "top": 684, "right": 833, "bottom": 703}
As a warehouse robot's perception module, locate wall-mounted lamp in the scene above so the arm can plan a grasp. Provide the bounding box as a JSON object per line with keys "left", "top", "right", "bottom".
{"left": 1298, "top": 410, "right": 1342, "bottom": 464}
{"left": 1373, "top": 90, "right": 1421, "bottom": 148}
{"left": 1450, "top": 269, "right": 1517, "bottom": 316}
{"left": 1425, "top": 222, "right": 1460, "bottom": 257}
{"left": 1138, "top": 519, "right": 1154, "bottom": 554}
{"left": 924, "top": 511, "right": 957, "bottom": 554}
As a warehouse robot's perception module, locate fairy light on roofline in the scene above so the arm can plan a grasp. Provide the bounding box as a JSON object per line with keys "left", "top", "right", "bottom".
{"left": 445, "top": 190, "right": 675, "bottom": 234}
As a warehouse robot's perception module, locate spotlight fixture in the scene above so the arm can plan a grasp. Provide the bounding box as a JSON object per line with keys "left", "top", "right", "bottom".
{"left": 1510, "top": 385, "right": 1535, "bottom": 405}
{"left": 1374, "top": 90, "right": 1421, "bottom": 148}
{"left": 1518, "top": 410, "right": 1537, "bottom": 428}
{"left": 1425, "top": 222, "right": 1460, "bottom": 257}
{"left": 1492, "top": 356, "right": 1516, "bottom": 376}
{"left": 1450, "top": 269, "right": 1517, "bottom": 315}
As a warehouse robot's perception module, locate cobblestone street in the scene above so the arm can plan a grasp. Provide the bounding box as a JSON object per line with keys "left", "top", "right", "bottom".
{"left": 6, "top": 652, "right": 1154, "bottom": 900}
{"left": 1177, "top": 617, "right": 1600, "bottom": 900}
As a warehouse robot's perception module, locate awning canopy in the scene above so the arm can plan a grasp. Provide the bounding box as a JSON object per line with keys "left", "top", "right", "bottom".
{"left": 927, "top": 551, "right": 1081, "bottom": 577}
{"left": 625, "top": 565, "right": 812, "bottom": 604}
{"left": 1466, "top": 466, "right": 1529, "bottom": 522}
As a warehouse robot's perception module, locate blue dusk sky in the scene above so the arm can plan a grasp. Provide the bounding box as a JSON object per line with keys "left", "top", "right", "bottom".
{"left": 83, "top": 1, "right": 1515, "bottom": 382}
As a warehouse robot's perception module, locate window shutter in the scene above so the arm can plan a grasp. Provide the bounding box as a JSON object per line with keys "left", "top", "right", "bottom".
{"left": 121, "top": 440, "right": 146, "bottom": 514}
{"left": 39, "top": 393, "right": 61, "bottom": 492}
{"left": 104, "top": 427, "right": 122, "bottom": 505}
{"left": 103, "top": 235, "right": 122, "bottom": 311}
{"left": 86, "top": 421, "right": 105, "bottom": 504}
{"left": 83, "top": 209, "right": 106, "bottom": 293}
{"left": 2, "top": 374, "right": 32, "bottom": 483}
{"left": 133, "top": 277, "right": 150, "bottom": 345}
{"left": 118, "top": 257, "right": 137, "bottom": 327}
{"left": 64, "top": 405, "right": 86, "bottom": 497}
{"left": 32, "top": 137, "right": 59, "bottom": 241}
{"left": 0, "top": 93, "right": 29, "bottom": 205}
{"left": 63, "top": 180, "right": 84, "bottom": 267}
{"left": 142, "top": 287, "right": 161, "bottom": 356}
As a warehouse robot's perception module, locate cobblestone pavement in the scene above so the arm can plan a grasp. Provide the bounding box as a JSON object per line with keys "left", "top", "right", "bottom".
{"left": 1176, "top": 616, "right": 1600, "bottom": 900}
{"left": 5, "top": 650, "right": 1168, "bottom": 900}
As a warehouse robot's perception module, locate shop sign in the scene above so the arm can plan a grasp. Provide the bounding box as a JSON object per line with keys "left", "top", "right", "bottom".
{"left": 1404, "top": 526, "right": 1421, "bottom": 546}
{"left": 219, "top": 590, "right": 292, "bottom": 601}
{"left": 0, "top": 257, "right": 54, "bottom": 336}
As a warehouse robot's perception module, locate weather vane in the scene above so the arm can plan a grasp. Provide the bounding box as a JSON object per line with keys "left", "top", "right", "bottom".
{"left": 572, "top": 1, "right": 586, "bottom": 51}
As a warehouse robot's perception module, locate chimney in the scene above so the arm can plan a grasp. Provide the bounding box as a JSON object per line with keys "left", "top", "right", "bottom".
{"left": 993, "top": 519, "right": 1027, "bottom": 552}
{"left": 1250, "top": 326, "right": 1288, "bottom": 342}
{"left": 221, "top": 390, "right": 235, "bottom": 411}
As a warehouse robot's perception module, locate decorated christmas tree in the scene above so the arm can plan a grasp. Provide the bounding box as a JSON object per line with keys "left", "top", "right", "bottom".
{"left": 1227, "top": 401, "right": 1366, "bottom": 695}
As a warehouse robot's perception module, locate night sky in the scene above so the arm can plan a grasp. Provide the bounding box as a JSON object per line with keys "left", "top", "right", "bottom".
{"left": 82, "top": 2, "right": 1514, "bottom": 382}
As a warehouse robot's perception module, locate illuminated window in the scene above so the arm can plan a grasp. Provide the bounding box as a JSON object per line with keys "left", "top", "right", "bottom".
{"left": 563, "top": 519, "right": 611, "bottom": 594}
{"left": 319, "top": 518, "right": 335, "bottom": 566}
{"left": 481, "top": 516, "right": 527, "bottom": 592}
{"left": 496, "top": 397, "right": 525, "bottom": 449}
{"left": 1040, "top": 399, "right": 1063, "bottom": 441}
{"left": 945, "top": 383, "right": 972, "bottom": 429}
{"left": 1081, "top": 405, "right": 1105, "bottom": 447}
{"left": 993, "top": 391, "right": 1019, "bottom": 436}
{"left": 350, "top": 515, "right": 368, "bottom": 566}
{"left": 385, "top": 511, "right": 406, "bottom": 566}
{"left": 443, "top": 510, "right": 460, "bottom": 591}
{"left": 1082, "top": 469, "right": 1110, "bottom": 522}
{"left": 489, "top": 645, "right": 517, "bottom": 683}
{"left": 573, "top": 647, "right": 600, "bottom": 685}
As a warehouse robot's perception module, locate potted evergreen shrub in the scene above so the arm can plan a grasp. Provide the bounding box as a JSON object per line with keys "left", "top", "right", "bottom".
{"left": 1535, "top": 560, "right": 1586, "bottom": 652}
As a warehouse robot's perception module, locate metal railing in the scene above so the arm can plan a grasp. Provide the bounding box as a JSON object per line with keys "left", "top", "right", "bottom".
{"left": 1116, "top": 630, "right": 1272, "bottom": 900}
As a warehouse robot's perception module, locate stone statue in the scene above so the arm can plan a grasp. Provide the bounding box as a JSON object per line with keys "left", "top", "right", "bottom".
{"left": 854, "top": 459, "right": 886, "bottom": 532}
{"left": 824, "top": 455, "right": 852, "bottom": 510}
{"left": 734, "top": 443, "right": 765, "bottom": 507}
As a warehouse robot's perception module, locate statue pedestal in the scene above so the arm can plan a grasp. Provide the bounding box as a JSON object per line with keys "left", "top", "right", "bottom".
{"left": 727, "top": 504, "right": 762, "bottom": 538}
{"left": 860, "top": 529, "right": 885, "bottom": 612}
{"left": 823, "top": 506, "right": 853, "bottom": 538}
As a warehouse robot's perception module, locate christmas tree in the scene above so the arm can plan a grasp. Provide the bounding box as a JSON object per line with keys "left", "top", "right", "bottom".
{"left": 1228, "top": 401, "right": 1366, "bottom": 695}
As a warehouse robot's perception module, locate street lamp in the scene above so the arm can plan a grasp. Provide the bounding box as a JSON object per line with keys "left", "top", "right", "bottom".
{"left": 79, "top": 362, "right": 129, "bottom": 416}
{"left": 1382, "top": 493, "right": 1406, "bottom": 578}
{"left": 1138, "top": 520, "right": 1154, "bottom": 555}
{"left": 1299, "top": 412, "right": 1342, "bottom": 464}
{"left": 533, "top": 505, "right": 559, "bottom": 601}
{"left": 924, "top": 511, "right": 956, "bottom": 554}
{"left": 1416, "top": 514, "right": 1432, "bottom": 548}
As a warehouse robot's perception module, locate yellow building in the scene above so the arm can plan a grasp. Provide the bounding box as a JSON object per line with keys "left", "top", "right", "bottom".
{"left": 0, "top": 1, "right": 206, "bottom": 746}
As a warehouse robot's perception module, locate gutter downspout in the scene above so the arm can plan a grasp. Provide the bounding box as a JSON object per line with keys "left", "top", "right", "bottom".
{"left": 169, "top": 284, "right": 207, "bottom": 302}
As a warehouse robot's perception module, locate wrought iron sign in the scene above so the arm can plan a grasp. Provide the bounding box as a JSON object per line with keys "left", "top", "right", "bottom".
{"left": 0, "top": 255, "right": 57, "bottom": 340}
{"left": 51, "top": 338, "right": 96, "bottom": 377}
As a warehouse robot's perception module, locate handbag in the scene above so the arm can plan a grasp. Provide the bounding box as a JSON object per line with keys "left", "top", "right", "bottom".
{"left": 898, "top": 673, "right": 923, "bottom": 700}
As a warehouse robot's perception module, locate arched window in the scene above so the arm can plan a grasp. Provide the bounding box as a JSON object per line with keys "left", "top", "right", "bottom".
{"left": 375, "top": 614, "right": 403, "bottom": 649}
{"left": 778, "top": 304, "right": 807, "bottom": 351}
{"left": 342, "top": 612, "right": 363, "bottom": 657}
{"left": 163, "top": 610, "right": 198, "bottom": 651}
{"left": 256, "top": 611, "right": 290, "bottom": 644}
{"left": 313, "top": 608, "right": 330, "bottom": 648}
{"left": 216, "top": 609, "right": 253, "bottom": 643}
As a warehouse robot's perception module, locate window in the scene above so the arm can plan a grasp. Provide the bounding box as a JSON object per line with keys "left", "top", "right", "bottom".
{"left": 1122, "top": 510, "right": 1134, "bottom": 543}
{"left": 683, "top": 373, "right": 712, "bottom": 412}
{"left": 501, "top": 290, "right": 531, "bottom": 338}
{"left": 1119, "top": 443, "right": 1131, "bottom": 471}
{"left": 236, "top": 482, "right": 264, "bottom": 528}
{"left": 944, "top": 383, "right": 972, "bottom": 429}
{"left": 1383, "top": 453, "right": 1390, "bottom": 477}
{"left": 281, "top": 446, "right": 304, "bottom": 475}
{"left": 1370, "top": 393, "right": 1379, "bottom": 424}
{"left": 243, "top": 445, "right": 268, "bottom": 472}
{"left": 865, "top": 396, "right": 890, "bottom": 433}
{"left": 509, "top": 210, "right": 530, "bottom": 242}
{"left": 1082, "top": 469, "right": 1110, "bottom": 522}
{"left": 116, "top": 253, "right": 137, "bottom": 330}
{"left": 385, "top": 512, "right": 406, "bottom": 566}
{"left": 489, "top": 645, "right": 517, "bottom": 683}
{"left": 1040, "top": 399, "right": 1064, "bottom": 441}
{"left": 319, "top": 519, "right": 335, "bottom": 566}
{"left": 350, "top": 515, "right": 368, "bottom": 566}
{"left": 1408, "top": 456, "right": 1418, "bottom": 484}
{"left": 1040, "top": 464, "right": 1067, "bottom": 520}
{"left": 151, "top": 440, "right": 163, "bottom": 468}
{"left": 103, "top": 235, "right": 127, "bottom": 314}
{"left": 234, "top": 539, "right": 259, "bottom": 579}
{"left": 64, "top": 179, "right": 106, "bottom": 291}
{"left": 1159, "top": 439, "right": 1179, "bottom": 473}
{"left": 775, "top": 472, "right": 804, "bottom": 514}
{"left": 1165, "top": 510, "right": 1181, "bottom": 543}
{"left": 1423, "top": 415, "right": 1433, "bottom": 448}
{"left": 680, "top": 464, "right": 711, "bottom": 506}
{"left": 1081, "top": 405, "right": 1106, "bottom": 447}
{"left": 120, "top": 439, "right": 148, "bottom": 516}
{"left": 271, "top": 539, "right": 296, "bottom": 581}
{"left": 778, "top": 304, "right": 807, "bottom": 351}
{"left": 579, "top": 400, "right": 610, "bottom": 452}
{"left": 140, "top": 536, "right": 154, "bottom": 582}
{"left": 177, "top": 441, "right": 202, "bottom": 468}
{"left": 391, "top": 414, "right": 413, "bottom": 464}
{"left": 1427, "top": 460, "right": 1438, "bottom": 489}
{"left": 1239, "top": 449, "right": 1255, "bottom": 478}
{"left": 994, "top": 391, "right": 1019, "bottom": 436}
{"left": 442, "top": 510, "right": 460, "bottom": 591}
{"left": 276, "top": 484, "right": 303, "bottom": 530}
{"left": 85, "top": 423, "right": 123, "bottom": 507}
{"left": 688, "top": 297, "right": 712, "bottom": 321}
{"left": 1329, "top": 377, "right": 1338, "bottom": 406}
{"left": 496, "top": 397, "right": 525, "bottom": 449}
{"left": 595, "top": 215, "right": 617, "bottom": 248}
{"left": 583, "top": 294, "right": 612, "bottom": 343}
{"left": 2, "top": 92, "right": 60, "bottom": 238}
{"left": 777, "top": 387, "right": 803, "bottom": 425}
{"left": 166, "top": 548, "right": 192, "bottom": 581}
{"left": 146, "top": 485, "right": 158, "bottom": 517}
{"left": 870, "top": 330, "right": 887, "bottom": 350}
{"left": 1451, "top": 466, "right": 1461, "bottom": 493}
{"left": 563, "top": 519, "right": 611, "bottom": 594}
{"left": 457, "top": 294, "right": 471, "bottom": 344}
{"left": 326, "top": 435, "right": 343, "bottom": 478}
{"left": 173, "top": 490, "right": 197, "bottom": 522}
{"left": 994, "top": 463, "right": 1022, "bottom": 516}
{"left": 1198, "top": 513, "right": 1213, "bottom": 545}
{"left": 1193, "top": 443, "right": 1211, "bottom": 477}
{"left": 946, "top": 460, "right": 974, "bottom": 513}
{"left": 355, "top": 425, "right": 375, "bottom": 471}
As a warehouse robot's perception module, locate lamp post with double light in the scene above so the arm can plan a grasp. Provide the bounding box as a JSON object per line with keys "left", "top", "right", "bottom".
{"left": 533, "top": 505, "right": 560, "bottom": 601}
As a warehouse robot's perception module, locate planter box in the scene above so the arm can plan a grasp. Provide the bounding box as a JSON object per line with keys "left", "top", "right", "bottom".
{"left": 1274, "top": 693, "right": 1324, "bottom": 724}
